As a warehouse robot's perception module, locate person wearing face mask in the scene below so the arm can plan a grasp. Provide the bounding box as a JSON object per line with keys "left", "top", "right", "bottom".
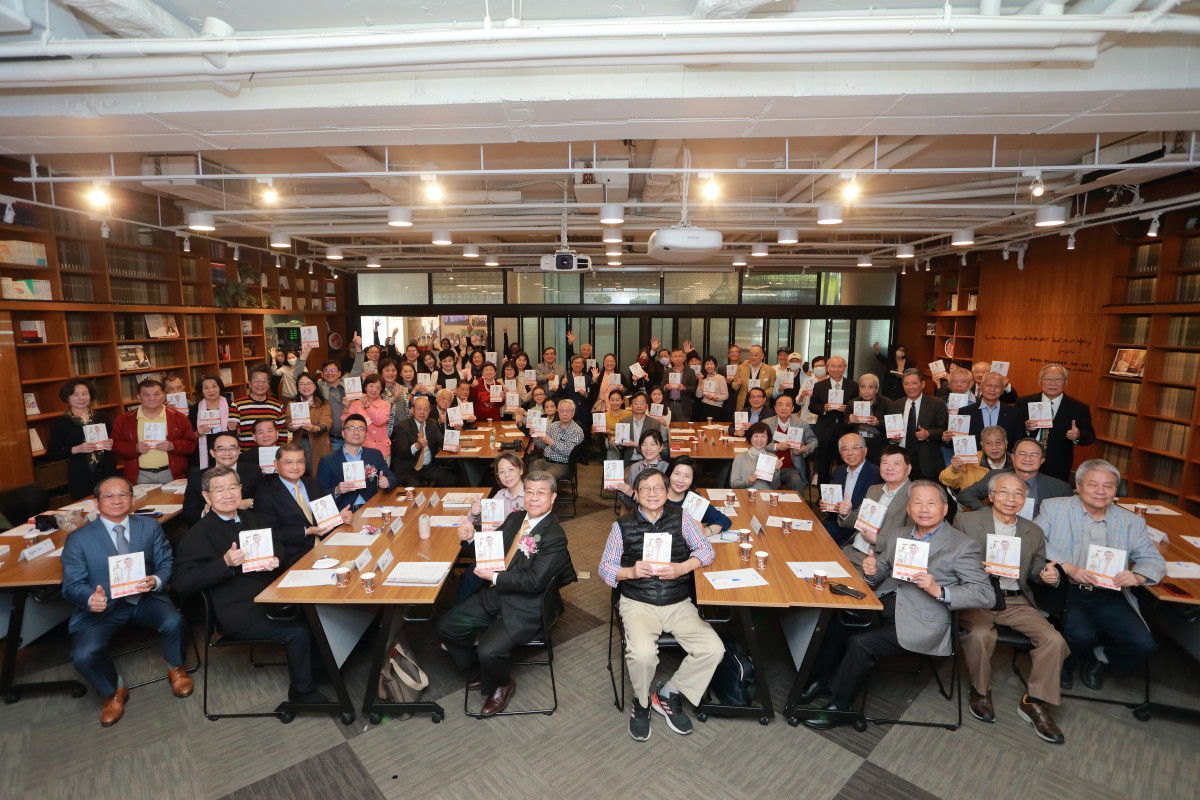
{"left": 873, "top": 341, "right": 909, "bottom": 401}
{"left": 809, "top": 356, "right": 859, "bottom": 484}
{"left": 628, "top": 346, "right": 661, "bottom": 393}
{"left": 267, "top": 345, "right": 311, "bottom": 402}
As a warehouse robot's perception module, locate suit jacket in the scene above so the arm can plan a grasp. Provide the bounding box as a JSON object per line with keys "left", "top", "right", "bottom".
{"left": 734, "top": 362, "right": 778, "bottom": 411}
{"left": 255, "top": 475, "right": 326, "bottom": 567}
{"left": 953, "top": 509, "right": 1051, "bottom": 608}
{"left": 390, "top": 417, "right": 445, "bottom": 477}
{"left": 316, "top": 446, "right": 397, "bottom": 509}
{"left": 61, "top": 514, "right": 175, "bottom": 633}
{"left": 1035, "top": 496, "right": 1166, "bottom": 611}
{"left": 962, "top": 401, "right": 1024, "bottom": 448}
{"left": 173, "top": 509, "right": 284, "bottom": 636}
{"left": 886, "top": 394, "right": 949, "bottom": 479}
{"left": 957, "top": 469, "right": 1073, "bottom": 516}
{"left": 808, "top": 377, "right": 860, "bottom": 445}
{"left": 618, "top": 415, "right": 665, "bottom": 465}
{"left": 1014, "top": 392, "right": 1096, "bottom": 482}
{"left": 968, "top": 381, "right": 1018, "bottom": 405}
{"left": 831, "top": 460, "right": 882, "bottom": 516}
{"left": 111, "top": 406, "right": 199, "bottom": 481}
{"left": 659, "top": 365, "right": 699, "bottom": 420}
{"left": 761, "top": 415, "right": 819, "bottom": 482}
{"left": 181, "top": 461, "right": 263, "bottom": 524}
{"left": 458, "top": 510, "right": 577, "bottom": 642}
{"left": 867, "top": 522, "right": 995, "bottom": 655}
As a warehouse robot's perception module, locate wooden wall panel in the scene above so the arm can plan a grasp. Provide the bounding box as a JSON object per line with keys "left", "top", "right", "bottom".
{"left": 0, "top": 312, "right": 37, "bottom": 488}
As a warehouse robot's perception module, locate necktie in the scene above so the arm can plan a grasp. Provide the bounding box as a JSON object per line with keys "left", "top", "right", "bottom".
{"left": 114, "top": 523, "right": 129, "bottom": 554}
{"left": 506, "top": 520, "right": 532, "bottom": 567}
{"left": 905, "top": 401, "right": 918, "bottom": 450}
{"left": 415, "top": 423, "right": 426, "bottom": 471}
{"left": 293, "top": 483, "right": 314, "bottom": 524}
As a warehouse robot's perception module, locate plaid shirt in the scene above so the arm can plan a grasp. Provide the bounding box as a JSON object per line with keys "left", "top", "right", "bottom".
{"left": 535, "top": 420, "right": 584, "bottom": 463}
{"left": 1035, "top": 496, "right": 1165, "bottom": 586}
{"left": 599, "top": 507, "right": 715, "bottom": 587}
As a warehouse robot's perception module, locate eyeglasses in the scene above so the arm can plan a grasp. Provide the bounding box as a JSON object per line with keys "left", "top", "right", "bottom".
{"left": 206, "top": 485, "right": 241, "bottom": 495}
{"left": 99, "top": 492, "right": 132, "bottom": 500}
{"left": 993, "top": 489, "right": 1027, "bottom": 499}
{"left": 637, "top": 485, "right": 666, "bottom": 495}
{"left": 344, "top": 426, "right": 367, "bottom": 433}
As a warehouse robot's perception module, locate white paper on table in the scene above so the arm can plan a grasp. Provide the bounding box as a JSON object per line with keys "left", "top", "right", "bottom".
{"left": 819, "top": 484, "right": 843, "bottom": 512}
{"left": 480, "top": 499, "right": 505, "bottom": 531}
{"left": 1116, "top": 503, "right": 1181, "bottom": 516}
{"left": 310, "top": 494, "right": 343, "bottom": 531}
{"left": 681, "top": 491, "right": 710, "bottom": 522}
{"left": 706, "top": 489, "right": 735, "bottom": 501}
{"left": 239, "top": 528, "right": 274, "bottom": 572}
{"left": 138, "top": 503, "right": 182, "bottom": 515}
{"left": 952, "top": 436, "right": 979, "bottom": 463}
{"left": 279, "top": 570, "right": 337, "bottom": 588}
{"left": 343, "top": 376, "right": 362, "bottom": 401}
{"left": 1027, "top": 401, "right": 1053, "bottom": 429}
{"left": 0, "top": 522, "right": 41, "bottom": 538}
{"left": 948, "top": 415, "right": 971, "bottom": 435}
{"left": 885, "top": 414, "right": 904, "bottom": 438}
{"left": 766, "top": 517, "right": 813, "bottom": 531}
{"left": 1181, "top": 535, "right": 1200, "bottom": 549}
{"left": 361, "top": 506, "right": 407, "bottom": 518}
{"left": 753, "top": 453, "right": 777, "bottom": 483}
{"left": 142, "top": 422, "right": 167, "bottom": 446}
{"left": 384, "top": 562, "right": 452, "bottom": 586}
{"left": 323, "top": 531, "right": 378, "bottom": 547}
{"left": 893, "top": 538, "right": 930, "bottom": 583}
{"left": 984, "top": 534, "right": 1021, "bottom": 579}
{"left": 603, "top": 460, "right": 625, "bottom": 490}
{"left": 442, "top": 492, "right": 483, "bottom": 508}
{"left": 428, "top": 516, "right": 463, "bottom": 527}
{"left": 990, "top": 360, "right": 1010, "bottom": 376}
{"left": 1165, "top": 562, "right": 1200, "bottom": 579}
{"left": 787, "top": 562, "right": 852, "bottom": 580}
{"left": 704, "top": 568, "right": 769, "bottom": 590}
{"left": 1085, "top": 544, "right": 1126, "bottom": 590}
{"left": 777, "top": 493, "right": 803, "bottom": 503}
{"left": 163, "top": 478, "right": 187, "bottom": 494}
{"left": 947, "top": 392, "right": 972, "bottom": 413}
{"left": 107, "top": 552, "right": 146, "bottom": 598}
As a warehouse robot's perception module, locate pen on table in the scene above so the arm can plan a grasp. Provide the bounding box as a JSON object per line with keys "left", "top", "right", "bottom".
{"left": 417, "top": 552, "right": 430, "bottom": 561}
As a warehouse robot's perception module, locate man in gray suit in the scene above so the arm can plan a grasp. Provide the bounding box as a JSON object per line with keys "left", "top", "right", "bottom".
{"left": 761, "top": 394, "right": 819, "bottom": 492}
{"left": 609, "top": 391, "right": 664, "bottom": 465}
{"left": 956, "top": 473, "right": 1069, "bottom": 744}
{"left": 838, "top": 445, "right": 913, "bottom": 570}
{"left": 659, "top": 347, "right": 699, "bottom": 422}
{"left": 957, "top": 438, "right": 1072, "bottom": 516}
{"left": 802, "top": 480, "right": 994, "bottom": 728}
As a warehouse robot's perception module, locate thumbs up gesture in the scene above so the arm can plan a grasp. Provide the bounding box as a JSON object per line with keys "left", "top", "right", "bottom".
{"left": 915, "top": 425, "right": 930, "bottom": 441}
{"left": 1040, "top": 559, "right": 1060, "bottom": 585}
{"left": 224, "top": 540, "right": 245, "bottom": 568}
{"left": 863, "top": 548, "right": 877, "bottom": 577}
{"left": 457, "top": 515, "right": 475, "bottom": 542}
{"left": 1066, "top": 420, "right": 1080, "bottom": 442}
{"left": 89, "top": 584, "right": 107, "bottom": 613}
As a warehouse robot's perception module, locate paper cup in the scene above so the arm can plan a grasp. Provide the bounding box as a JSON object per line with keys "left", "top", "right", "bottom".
{"left": 738, "top": 529, "right": 752, "bottom": 545}
{"left": 22, "top": 531, "right": 39, "bottom": 548}
{"left": 769, "top": 492, "right": 779, "bottom": 507}
{"left": 747, "top": 488, "right": 758, "bottom": 502}
{"left": 813, "top": 570, "right": 828, "bottom": 590}
{"left": 334, "top": 567, "right": 350, "bottom": 588}
{"left": 1134, "top": 503, "right": 1148, "bottom": 517}
{"left": 361, "top": 572, "right": 376, "bottom": 593}
{"left": 739, "top": 543, "right": 753, "bottom": 562}
{"left": 405, "top": 486, "right": 415, "bottom": 501}
{"left": 755, "top": 551, "right": 769, "bottom": 570}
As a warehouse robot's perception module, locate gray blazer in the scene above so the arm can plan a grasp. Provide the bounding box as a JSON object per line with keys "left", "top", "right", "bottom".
{"left": 957, "top": 469, "right": 1072, "bottom": 515}
{"left": 612, "top": 415, "right": 666, "bottom": 465}
{"left": 867, "top": 522, "right": 995, "bottom": 656}
{"left": 761, "top": 415, "right": 819, "bottom": 483}
{"left": 730, "top": 447, "right": 781, "bottom": 491}
{"left": 840, "top": 481, "right": 913, "bottom": 562}
{"left": 954, "top": 509, "right": 1051, "bottom": 608}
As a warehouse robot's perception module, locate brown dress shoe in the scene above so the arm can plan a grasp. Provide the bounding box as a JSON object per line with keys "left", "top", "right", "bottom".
{"left": 480, "top": 679, "right": 515, "bottom": 717}
{"left": 968, "top": 688, "right": 995, "bottom": 722}
{"left": 167, "top": 666, "right": 193, "bottom": 698}
{"left": 466, "top": 675, "right": 482, "bottom": 691}
{"left": 100, "top": 687, "right": 130, "bottom": 727}
{"left": 1017, "top": 696, "right": 1065, "bottom": 744}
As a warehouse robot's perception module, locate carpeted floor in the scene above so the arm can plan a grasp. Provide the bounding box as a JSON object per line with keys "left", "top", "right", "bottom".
{"left": 1, "top": 462, "right": 1196, "bottom": 799}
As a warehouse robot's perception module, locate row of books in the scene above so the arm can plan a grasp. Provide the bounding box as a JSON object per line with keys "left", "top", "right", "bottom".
{"left": 66, "top": 313, "right": 104, "bottom": 342}
{"left": 180, "top": 257, "right": 201, "bottom": 281}
{"left": 120, "top": 372, "right": 165, "bottom": 403}
{"left": 1181, "top": 238, "right": 1200, "bottom": 270}
{"left": 70, "top": 345, "right": 108, "bottom": 375}
{"left": 61, "top": 274, "right": 95, "bottom": 302}
{"left": 1106, "top": 412, "right": 1136, "bottom": 442}
{"left": 111, "top": 278, "right": 170, "bottom": 305}
{"left": 1124, "top": 276, "right": 1157, "bottom": 304}
{"left": 1129, "top": 242, "right": 1160, "bottom": 273}
{"left": 56, "top": 238, "right": 92, "bottom": 271}
{"left": 1156, "top": 387, "right": 1195, "bottom": 420}
{"left": 1116, "top": 316, "right": 1150, "bottom": 346}
{"left": 187, "top": 341, "right": 209, "bottom": 364}
{"left": 1142, "top": 454, "right": 1183, "bottom": 490}
{"left": 1149, "top": 420, "right": 1190, "bottom": 456}
{"left": 1177, "top": 274, "right": 1200, "bottom": 303}
{"left": 107, "top": 246, "right": 167, "bottom": 278}
{"left": 182, "top": 285, "right": 202, "bottom": 306}
{"left": 1101, "top": 443, "right": 1131, "bottom": 472}
{"left": 1159, "top": 351, "right": 1199, "bottom": 383}
{"left": 1165, "top": 316, "right": 1200, "bottom": 347}
{"left": 104, "top": 221, "right": 168, "bottom": 249}
{"left": 965, "top": 291, "right": 979, "bottom": 312}
{"left": 1109, "top": 380, "right": 1141, "bottom": 411}
{"left": 184, "top": 315, "right": 206, "bottom": 337}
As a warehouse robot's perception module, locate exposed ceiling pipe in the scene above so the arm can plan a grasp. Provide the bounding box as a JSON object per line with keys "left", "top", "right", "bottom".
{"left": 778, "top": 137, "right": 874, "bottom": 204}
{"left": 641, "top": 141, "right": 685, "bottom": 203}
{"left": 809, "top": 138, "right": 933, "bottom": 203}
{"left": 693, "top": 0, "right": 778, "bottom": 19}
{"left": 264, "top": 190, "right": 524, "bottom": 207}
{"left": 321, "top": 147, "right": 411, "bottom": 201}
{"left": 61, "top": 0, "right": 195, "bottom": 39}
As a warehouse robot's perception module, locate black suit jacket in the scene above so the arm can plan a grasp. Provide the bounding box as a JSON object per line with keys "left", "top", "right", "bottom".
{"left": 182, "top": 461, "right": 263, "bottom": 524}
{"left": 173, "top": 509, "right": 284, "bottom": 636}
{"left": 962, "top": 401, "right": 1024, "bottom": 447}
{"left": 459, "top": 510, "right": 576, "bottom": 642}
{"left": 390, "top": 417, "right": 445, "bottom": 477}
{"left": 831, "top": 460, "right": 882, "bottom": 512}
{"left": 808, "top": 377, "right": 859, "bottom": 444}
{"left": 254, "top": 476, "right": 325, "bottom": 567}
{"left": 658, "top": 366, "right": 698, "bottom": 420}
{"left": 1014, "top": 392, "right": 1095, "bottom": 482}
{"left": 887, "top": 394, "right": 949, "bottom": 479}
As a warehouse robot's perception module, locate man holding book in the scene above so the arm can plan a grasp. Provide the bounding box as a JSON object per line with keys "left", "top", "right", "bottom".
{"left": 1015, "top": 364, "right": 1095, "bottom": 482}
{"left": 437, "top": 471, "right": 575, "bottom": 716}
{"left": 111, "top": 378, "right": 198, "bottom": 484}
{"left": 230, "top": 366, "right": 289, "bottom": 449}
{"left": 317, "top": 413, "right": 396, "bottom": 510}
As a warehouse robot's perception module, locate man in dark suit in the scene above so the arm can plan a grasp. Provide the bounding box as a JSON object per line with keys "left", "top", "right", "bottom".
{"left": 182, "top": 431, "right": 261, "bottom": 524}
{"left": 969, "top": 361, "right": 1018, "bottom": 405}
{"left": 801, "top": 480, "right": 994, "bottom": 728}
{"left": 822, "top": 432, "right": 882, "bottom": 545}
{"left": 237, "top": 418, "right": 283, "bottom": 476}
{"left": 174, "top": 465, "right": 330, "bottom": 705}
{"left": 886, "top": 368, "right": 948, "bottom": 481}
{"left": 316, "top": 413, "right": 397, "bottom": 510}
{"left": 391, "top": 395, "right": 457, "bottom": 487}
{"left": 954, "top": 473, "right": 1068, "bottom": 744}
{"left": 437, "top": 471, "right": 576, "bottom": 716}
{"left": 61, "top": 476, "right": 192, "bottom": 727}
{"left": 808, "top": 355, "right": 859, "bottom": 484}
{"left": 1014, "top": 364, "right": 1095, "bottom": 482}
{"left": 962, "top": 371, "right": 1024, "bottom": 445}
{"left": 256, "top": 442, "right": 351, "bottom": 568}
{"left": 957, "top": 438, "right": 1073, "bottom": 516}
{"left": 659, "top": 347, "right": 698, "bottom": 422}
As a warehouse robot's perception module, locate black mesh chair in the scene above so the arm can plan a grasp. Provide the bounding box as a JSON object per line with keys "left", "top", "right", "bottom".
{"left": 551, "top": 440, "right": 588, "bottom": 518}
{"left": 0, "top": 483, "right": 50, "bottom": 529}
{"left": 199, "top": 591, "right": 295, "bottom": 723}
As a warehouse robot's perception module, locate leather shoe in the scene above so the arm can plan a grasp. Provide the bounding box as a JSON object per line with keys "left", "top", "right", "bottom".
{"left": 167, "top": 666, "right": 193, "bottom": 698}
{"left": 968, "top": 688, "right": 995, "bottom": 723}
{"left": 466, "top": 674, "right": 482, "bottom": 691}
{"left": 1059, "top": 664, "right": 1074, "bottom": 691}
{"left": 100, "top": 687, "right": 130, "bottom": 727}
{"left": 1018, "top": 696, "right": 1065, "bottom": 744}
{"left": 796, "top": 679, "right": 832, "bottom": 706}
{"left": 800, "top": 701, "right": 852, "bottom": 731}
{"left": 480, "top": 679, "right": 515, "bottom": 717}
{"left": 1081, "top": 656, "right": 1105, "bottom": 691}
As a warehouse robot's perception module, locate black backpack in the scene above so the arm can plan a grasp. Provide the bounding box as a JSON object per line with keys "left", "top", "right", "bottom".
{"left": 707, "top": 634, "right": 755, "bottom": 706}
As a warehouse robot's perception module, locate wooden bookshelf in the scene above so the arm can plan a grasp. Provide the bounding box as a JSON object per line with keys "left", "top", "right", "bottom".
{"left": 919, "top": 260, "right": 979, "bottom": 374}
{"left": 1098, "top": 228, "right": 1200, "bottom": 515}
{"left": 0, "top": 186, "right": 346, "bottom": 491}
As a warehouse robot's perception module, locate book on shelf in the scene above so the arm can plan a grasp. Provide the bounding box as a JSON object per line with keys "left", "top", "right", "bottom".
{"left": 144, "top": 313, "right": 179, "bottom": 339}
{"left": 0, "top": 240, "right": 48, "bottom": 266}
{"left": 28, "top": 428, "right": 43, "bottom": 452}
{"left": 219, "top": 367, "right": 233, "bottom": 385}
{"left": 1, "top": 277, "right": 53, "bottom": 300}
{"left": 23, "top": 393, "right": 39, "bottom": 416}
{"left": 1109, "top": 348, "right": 1146, "bottom": 378}
{"left": 117, "top": 345, "right": 152, "bottom": 371}
{"left": 18, "top": 320, "right": 46, "bottom": 343}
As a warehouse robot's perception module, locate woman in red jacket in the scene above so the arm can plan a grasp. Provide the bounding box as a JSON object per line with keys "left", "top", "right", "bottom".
{"left": 470, "top": 361, "right": 504, "bottom": 422}
{"left": 111, "top": 378, "right": 198, "bottom": 484}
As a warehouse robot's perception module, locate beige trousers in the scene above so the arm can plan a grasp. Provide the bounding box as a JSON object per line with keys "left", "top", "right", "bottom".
{"left": 619, "top": 596, "right": 723, "bottom": 707}
{"left": 959, "top": 594, "right": 1070, "bottom": 705}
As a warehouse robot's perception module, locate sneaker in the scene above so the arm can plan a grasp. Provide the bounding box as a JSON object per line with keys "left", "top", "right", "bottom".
{"left": 651, "top": 687, "right": 694, "bottom": 735}
{"left": 628, "top": 697, "right": 652, "bottom": 741}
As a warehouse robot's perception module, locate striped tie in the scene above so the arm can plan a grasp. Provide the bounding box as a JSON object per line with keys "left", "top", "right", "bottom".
{"left": 294, "top": 483, "right": 314, "bottom": 524}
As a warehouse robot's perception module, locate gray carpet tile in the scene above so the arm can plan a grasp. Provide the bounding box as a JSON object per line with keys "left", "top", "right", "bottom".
{"left": 221, "top": 742, "right": 384, "bottom": 800}
{"left": 834, "top": 761, "right": 942, "bottom": 800}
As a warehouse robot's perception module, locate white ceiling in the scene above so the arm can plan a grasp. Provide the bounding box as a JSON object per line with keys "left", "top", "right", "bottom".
{"left": 0, "top": 0, "right": 1198, "bottom": 271}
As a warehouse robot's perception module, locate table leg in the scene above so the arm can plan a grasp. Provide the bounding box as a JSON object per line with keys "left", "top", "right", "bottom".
{"left": 1, "top": 588, "right": 87, "bottom": 704}
{"left": 782, "top": 608, "right": 833, "bottom": 721}
{"left": 273, "top": 605, "right": 356, "bottom": 725}
{"left": 361, "top": 604, "right": 445, "bottom": 725}
{"left": 695, "top": 606, "right": 775, "bottom": 724}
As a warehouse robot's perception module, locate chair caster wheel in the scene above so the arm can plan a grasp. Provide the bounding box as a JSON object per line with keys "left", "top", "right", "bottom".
{"left": 279, "top": 712, "right": 295, "bottom": 724}
{"left": 431, "top": 712, "right": 444, "bottom": 723}
{"left": 340, "top": 712, "right": 355, "bottom": 725}
{"left": 759, "top": 716, "right": 770, "bottom": 726}
{"left": 853, "top": 719, "right": 868, "bottom": 732}
{"left": 369, "top": 713, "right": 382, "bottom": 725}
{"left": 696, "top": 712, "right": 708, "bottom": 723}
{"left": 205, "top": 714, "right": 219, "bottom": 721}
{"left": 787, "top": 716, "right": 800, "bottom": 727}
{"left": 71, "top": 686, "right": 87, "bottom": 698}
{"left": 1133, "top": 708, "right": 1151, "bottom": 722}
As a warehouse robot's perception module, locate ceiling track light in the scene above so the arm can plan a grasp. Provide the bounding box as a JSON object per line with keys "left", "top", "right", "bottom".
{"left": 325, "top": 246, "right": 343, "bottom": 260}
{"left": 259, "top": 177, "right": 278, "bottom": 204}
{"left": 841, "top": 173, "right": 860, "bottom": 201}
{"left": 602, "top": 225, "right": 623, "bottom": 244}
{"left": 926, "top": 260, "right": 932, "bottom": 272}
{"left": 232, "top": 246, "right": 240, "bottom": 260}
{"left": 951, "top": 229, "right": 974, "bottom": 246}
{"left": 432, "top": 230, "right": 452, "bottom": 246}
{"left": 1030, "top": 173, "right": 1045, "bottom": 198}
{"left": 857, "top": 254, "right": 872, "bottom": 267}
{"left": 181, "top": 235, "right": 190, "bottom": 253}
{"left": 269, "top": 232, "right": 291, "bottom": 249}
{"left": 186, "top": 211, "right": 215, "bottom": 231}
{"left": 817, "top": 203, "right": 843, "bottom": 225}
{"left": 463, "top": 244, "right": 480, "bottom": 258}
{"left": 307, "top": 261, "right": 314, "bottom": 275}
{"left": 750, "top": 243, "right": 769, "bottom": 257}
{"left": 960, "top": 253, "right": 968, "bottom": 267}
{"left": 599, "top": 203, "right": 624, "bottom": 225}
{"left": 3, "top": 203, "right": 14, "bottom": 224}
{"left": 87, "top": 181, "right": 110, "bottom": 207}
{"left": 1034, "top": 205, "right": 1068, "bottom": 227}
{"left": 1066, "top": 231, "right": 1076, "bottom": 250}
{"left": 1147, "top": 215, "right": 1160, "bottom": 237}
{"left": 387, "top": 207, "right": 413, "bottom": 227}
{"left": 274, "top": 255, "right": 281, "bottom": 269}
{"left": 777, "top": 228, "right": 799, "bottom": 245}
{"left": 901, "top": 262, "right": 907, "bottom": 275}
{"left": 895, "top": 243, "right": 915, "bottom": 259}
{"left": 700, "top": 173, "right": 719, "bottom": 201}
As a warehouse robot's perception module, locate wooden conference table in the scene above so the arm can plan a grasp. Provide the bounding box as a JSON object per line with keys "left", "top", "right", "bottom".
{"left": 668, "top": 421, "right": 745, "bottom": 460}
{"left": 0, "top": 485, "right": 185, "bottom": 704}
{"left": 256, "top": 487, "right": 488, "bottom": 725}
{"left": 436, "top": 420, "right": 529, "bottom": 486}
{"left": 690, "top": 488, "right": 881, "bottom": 725}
